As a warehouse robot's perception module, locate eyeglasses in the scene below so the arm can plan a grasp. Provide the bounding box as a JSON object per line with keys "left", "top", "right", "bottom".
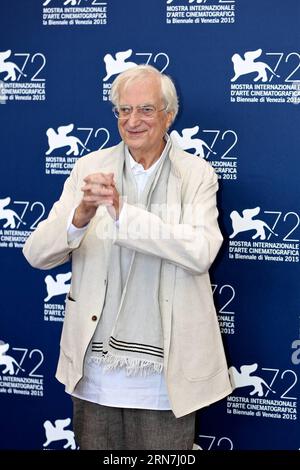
{"left": 112, "top": 104, "right": 167, "bottom": 120}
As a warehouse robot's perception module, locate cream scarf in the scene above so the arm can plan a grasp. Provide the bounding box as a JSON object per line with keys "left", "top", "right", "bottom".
{"left": 89, "top": 141, "right": 171, "bottom": 375}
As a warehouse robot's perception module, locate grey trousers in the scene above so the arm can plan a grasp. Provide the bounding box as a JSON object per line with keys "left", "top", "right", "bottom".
{"left": 72, "top": 397, "right": 196, "bottom": 450}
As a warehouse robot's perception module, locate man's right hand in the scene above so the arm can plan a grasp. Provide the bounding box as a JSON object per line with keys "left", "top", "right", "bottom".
{"left": 72, "top": 172, "right": 115, "bottom": 228}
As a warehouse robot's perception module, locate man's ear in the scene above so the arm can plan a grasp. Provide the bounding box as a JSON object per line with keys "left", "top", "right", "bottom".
{"left": 166, "top": 112, "right": 174, "bottom": 131}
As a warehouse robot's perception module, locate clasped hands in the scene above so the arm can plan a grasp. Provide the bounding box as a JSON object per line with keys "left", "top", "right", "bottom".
{"left": 72, "top": 172, "right": 122, "bottom": 228}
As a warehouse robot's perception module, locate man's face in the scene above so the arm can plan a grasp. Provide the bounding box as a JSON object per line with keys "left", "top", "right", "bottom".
{"left": 117, "top": 76, "right": 173, "bottom": 158}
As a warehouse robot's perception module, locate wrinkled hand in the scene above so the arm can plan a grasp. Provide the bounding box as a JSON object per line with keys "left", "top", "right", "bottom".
{"left": 72, "top": 172, "right": 122, "bottom": 227}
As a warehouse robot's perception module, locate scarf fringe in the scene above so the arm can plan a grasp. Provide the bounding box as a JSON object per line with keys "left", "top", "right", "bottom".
{"left": 89, "top": 353, "right": 163, "bottom": 376}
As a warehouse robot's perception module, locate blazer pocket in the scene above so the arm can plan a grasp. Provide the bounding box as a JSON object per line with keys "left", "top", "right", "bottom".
{"left": 67, "top": 293, "right": 76, "bottom": 302}
{"left": 60, "top": 297, "right": 77, "bottom": 354}
{"left": 178, "top": 306, "right": 220, "bottom": 382}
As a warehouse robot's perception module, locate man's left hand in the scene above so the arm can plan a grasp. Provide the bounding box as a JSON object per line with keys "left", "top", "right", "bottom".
{"left": 107, "top": 182, "right": 123, "bottom": 221}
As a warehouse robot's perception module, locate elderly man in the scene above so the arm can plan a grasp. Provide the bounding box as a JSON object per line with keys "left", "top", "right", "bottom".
{"left": 23, "top": 65, "right": 232, "bottom": 450}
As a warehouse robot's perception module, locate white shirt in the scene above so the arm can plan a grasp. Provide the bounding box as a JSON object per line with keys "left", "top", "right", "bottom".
{"left": 68, "top": 141, "right": 171, "bottom": 410}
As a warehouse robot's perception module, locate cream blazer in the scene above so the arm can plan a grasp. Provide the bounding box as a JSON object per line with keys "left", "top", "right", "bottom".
{"left": 23, "top": 141, "right": 232, "bottom": 417}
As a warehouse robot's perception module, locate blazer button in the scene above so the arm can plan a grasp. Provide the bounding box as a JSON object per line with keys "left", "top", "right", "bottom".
{"left": 91, "top": 315, "right": 97, "bottom": 321}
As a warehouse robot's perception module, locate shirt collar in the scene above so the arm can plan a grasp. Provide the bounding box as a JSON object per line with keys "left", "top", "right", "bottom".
{"left": 126, "top": 135, "right": 171, "bottom": 176}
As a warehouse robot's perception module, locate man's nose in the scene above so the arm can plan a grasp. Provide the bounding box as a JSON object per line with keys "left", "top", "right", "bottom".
{"left": 127, "top": 109, "right": 142, "bottom": 126}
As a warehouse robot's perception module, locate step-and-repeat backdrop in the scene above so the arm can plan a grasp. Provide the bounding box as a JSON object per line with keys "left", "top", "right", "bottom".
{"left": 0, "top": 0, "right": 299, "bottom": 450}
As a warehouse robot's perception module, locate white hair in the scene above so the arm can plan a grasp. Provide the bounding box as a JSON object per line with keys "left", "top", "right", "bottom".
{"left": 110, "top": 64, "right": 179, "bottom": 123}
